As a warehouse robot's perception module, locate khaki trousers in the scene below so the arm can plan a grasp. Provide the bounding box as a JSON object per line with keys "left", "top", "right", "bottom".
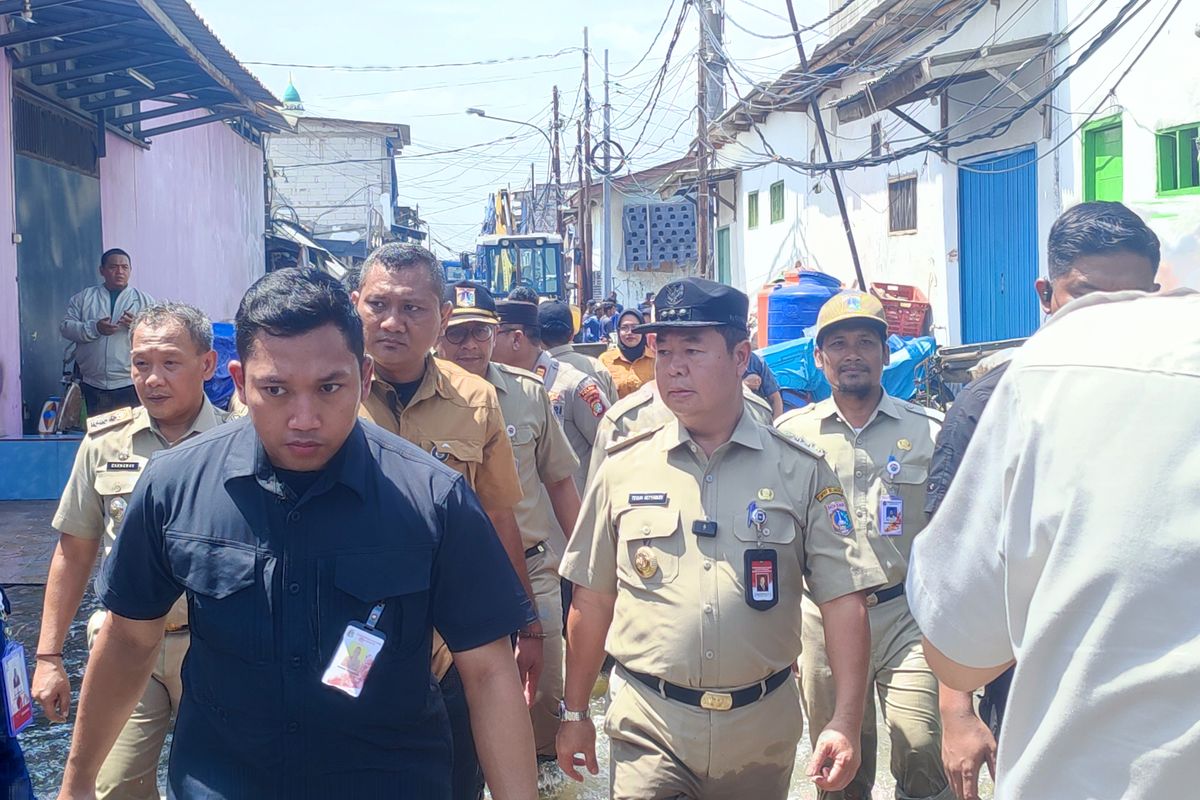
{"left": 527, "top": 549, "right": 564, "bottom": 757}
{"left": 799, "top": 594, "right": 952, "bottom": 800}
{"left": 606, "top": 666, "right": 803, "bottom": 800}
{"left": 87, "top": 611, "right": 188, "bottom": 800}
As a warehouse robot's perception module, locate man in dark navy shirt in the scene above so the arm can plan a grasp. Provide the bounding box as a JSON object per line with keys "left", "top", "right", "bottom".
{"left": 58, "top": 269, "right": 538, "bottom": 800}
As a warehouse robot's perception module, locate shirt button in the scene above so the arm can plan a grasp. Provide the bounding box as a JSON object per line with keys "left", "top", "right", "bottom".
{"left": 855, "top": 471, "right": 863, "bottom": 478}
{"left": 641, "top": 525, "right": 651, "bottom": 534}
{"left": 289, "top": 582, "right": 300, "bottom": 595}
{"left": 704, "top": 474, "right": 714, "bottom": 483}
{"left": 705, "top": 650, "right": 714, "bottom": 659}
{"left": 287, "top": 510, "right": 301, "bottom": 523}
{"left": 290, "top": 655, "right": 302, "bottom": 668}
{"left": 286, "top": 721, "right": 299, "bottom": 733}
{"left": 704, "top": 604, "right": 713, "bottom": 614}
{"left": 703, "top": 560, "right": 712, "bottom": 571}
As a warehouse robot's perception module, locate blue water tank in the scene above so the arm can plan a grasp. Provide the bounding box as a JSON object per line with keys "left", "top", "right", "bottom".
{"left": 766, "top": 272, "right": 842, "bottom": 346}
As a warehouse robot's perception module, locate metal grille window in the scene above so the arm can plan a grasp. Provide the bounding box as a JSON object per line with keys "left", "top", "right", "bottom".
{"left": 747, "top": 191, "right": 759, "bottom": 229}
{"left": 888, "top": 176, "right": 917, "bottom": 233}
{"left": 1156, "top": 124, "right": 1200, "bottom": 195}
{"left": 769, "top": 181, "right": 785, "bottom": 224}
{"left": 13, "top": 92, "right": 98, "bottom": 177}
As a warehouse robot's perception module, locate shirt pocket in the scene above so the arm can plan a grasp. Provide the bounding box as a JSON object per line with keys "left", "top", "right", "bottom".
{"left": 614, "top": 506, "right": 682, "bottom": 586}
{"left": 93, "top": 471, "right": 137, "bottom": 530}
{"left": 420, "top": 438, "right": 484, "bottom": 484}
{"left": 165, "top": 534, "right": 274, "bottom": 664}
{"left": 318, "top": 548, "right": 433, "bottom": 662}
{"left": 876, "top": 464, "right": 929, "bottom": 535}
{"left": 729, "top": 501, "right": 799, "bottom": 548}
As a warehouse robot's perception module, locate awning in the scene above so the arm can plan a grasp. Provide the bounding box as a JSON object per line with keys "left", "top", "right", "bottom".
{"left": 835, "top": 34, "right": 1054, "bottom": 124}
{"left": 0, "top": 0, "right": 288, "bottom": 142}
{"left": 270, "top": 220, "right": 346, "bottom": 279}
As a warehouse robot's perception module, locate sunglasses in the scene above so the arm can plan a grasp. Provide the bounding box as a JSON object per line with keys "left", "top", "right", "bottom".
{"left": 444, "top": 324, "right": 495, "bottom": 345}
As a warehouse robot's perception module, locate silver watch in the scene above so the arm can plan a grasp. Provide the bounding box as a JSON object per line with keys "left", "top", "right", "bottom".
{"left": 559, "top": 700, "right": 588, "bottom": 722}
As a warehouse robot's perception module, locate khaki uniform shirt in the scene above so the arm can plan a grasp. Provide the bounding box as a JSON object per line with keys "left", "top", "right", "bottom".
{"left": 359, "top": 354, "right": 523, "bottom": 517}
{"left": 776, "top": 393, "right": 943, "bottom": 589}
{"left": 587, "top": 383, "right": 775, "bottom": 481}
{"left": 561, "top": 411, "right": 885, "bottom": 688}
{"left": 488, "top": 362, "right": 580, "bottom": 554}
{"left": 547, "top": 343, "right": 618, "bottom": 404}
{"left": 599, "top": 348, "right": 656, "bottom": 399}
{"left": 51, "top": 399, "right": 225, "bottom": 628}
{"left": 533, "top": 350, "right": 608, "bottom": 491}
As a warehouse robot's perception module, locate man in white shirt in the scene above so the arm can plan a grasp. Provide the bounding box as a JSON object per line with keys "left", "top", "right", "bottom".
{"left": 907, "top": 288, "right": 1200, "bottom": 800}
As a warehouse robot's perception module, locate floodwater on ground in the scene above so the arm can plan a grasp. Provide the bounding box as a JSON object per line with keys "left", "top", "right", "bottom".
{"left": 7, "top": 584, "right": 990, "bottom": 799}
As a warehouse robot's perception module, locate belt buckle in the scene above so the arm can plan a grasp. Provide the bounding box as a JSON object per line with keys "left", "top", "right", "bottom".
{"left": 699, "top": 691, "right": 733, "bottom": 711}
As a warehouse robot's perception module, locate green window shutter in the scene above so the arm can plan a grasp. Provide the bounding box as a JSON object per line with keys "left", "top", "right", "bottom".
{"left": 1155, "top": 124, "right": 1200, "bottom": 196}
{"left": 747, "top": 191, "right": 759, "bottom": 229}
{"left": 1083, "top": 118, "right": 1123, "bottom": 202}
{"left": 717, "top": 227, "right": 731, "bottom": 284}
{"left": 769, "top": 181, "right": 785, "bottom": 223}
{"left": 1158, "top": 131, "right": 1179, "bottom": 193}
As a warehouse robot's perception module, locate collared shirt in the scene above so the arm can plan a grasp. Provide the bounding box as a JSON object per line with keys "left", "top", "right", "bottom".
{"left": 59, "top": 284, "right": 155, "bottom": 388}
{"left": 599, "top": 348, "right": 655, "bottom": 399}
{"left": 547, "top": 343, "right": 619, "bottom": 403}
{"left": 908, "top": 289, "right": 1200, "bottom": 800}
{"left": 561, "top": 411, "right": 884, "bottom": 689}
{"left": 533, "top": 350, "right": 608, "bottom": 491}
{"left": 52, "top": 399, "right": 224, "bottom": 628}
{"left": 96, "top": 419, "right": 530, "bottom": 799}
{"left": 358, "top": 353, "right": 522, "bottom": 517}
{"left": 776, "top": 392, "right": 942, "bottom": 588}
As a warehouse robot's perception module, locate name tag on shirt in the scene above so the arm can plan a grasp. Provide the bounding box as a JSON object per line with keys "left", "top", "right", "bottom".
{"left": 879, "top": 496, "right": 904, "bottom": 537}
{"left": 628, "top": 493, "right": 668, "bottom": 506}
{"left": 105, "top": 461, "right": 140, "bottom": 471}
{"left": 321, "top": 622, "right": 385, "bottom": 699}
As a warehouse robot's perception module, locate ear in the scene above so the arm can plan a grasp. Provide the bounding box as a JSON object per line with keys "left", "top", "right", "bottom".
{"left": 438, "top": 301, "right": 453, "bottom": 336}
{"left": 733, "top": 339, "right": 752, "bottom": 375}
{"left": 813, "top": 346, "right": 826, "bottom": 370}
{"left": 360, "top": 355, "right": 374, "bottom": 399}
{"left": 229, "top": 360, "right": 246, "bottom": 403}
{"left": 200, "top": 349, "right": 218, "bottom": 382}
{"left": 1035, "top": 278, "right": 1053, "bottom": 315}
{"left": 882, "top": 342, "right": 892, "bottom": 367}
{"left": 350, "top": 288, "right": 361, "bottom": 305}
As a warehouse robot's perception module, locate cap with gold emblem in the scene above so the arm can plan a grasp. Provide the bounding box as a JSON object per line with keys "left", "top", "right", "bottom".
{"left": 635, "top": 277, "right": 749, "bottom": 334}
{"left": 444, "top": 281, "right": 499, "bottom": 326}
{"left": 814, "top": 290, "right": 888, "bottom": 343}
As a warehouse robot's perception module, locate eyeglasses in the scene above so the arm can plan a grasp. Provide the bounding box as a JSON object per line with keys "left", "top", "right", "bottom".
{"left": 444, "top": 324, "right": 496, "bottom": 345}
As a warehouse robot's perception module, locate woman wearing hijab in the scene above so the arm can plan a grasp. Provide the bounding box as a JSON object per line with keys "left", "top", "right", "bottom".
{"left": 599, "top": 308, "right": 655, "bottom": 398}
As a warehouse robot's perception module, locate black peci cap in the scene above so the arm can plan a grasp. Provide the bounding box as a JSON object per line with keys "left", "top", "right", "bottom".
{"left": 635, "top": 278, "right": 749, "bottom": 334}
{"left": 496, "top": 300, "right": 539, "bottom": 327}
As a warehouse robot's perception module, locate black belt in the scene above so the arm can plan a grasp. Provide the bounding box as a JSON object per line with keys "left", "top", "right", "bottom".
{"left": 867, "top": 583, "right": 905, "bottom": 608}
{"left": 621, "top": 664, "right": 792, "bottom": 712}
{"left": 524, "top": 541, "right": 547, "bottom": 559}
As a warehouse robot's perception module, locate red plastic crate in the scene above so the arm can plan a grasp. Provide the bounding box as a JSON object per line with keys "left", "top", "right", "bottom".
{"left": 871, "top": 282, "right": 929, "bottom": 337}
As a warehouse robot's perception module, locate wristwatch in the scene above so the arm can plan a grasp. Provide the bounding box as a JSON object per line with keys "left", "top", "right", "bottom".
{"left": 559, "top": 700, "right": 588, "bottom": 723}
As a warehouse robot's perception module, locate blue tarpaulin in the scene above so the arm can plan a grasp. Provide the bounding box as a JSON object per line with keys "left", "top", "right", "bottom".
{"left": 759, "top": 334, "right": 936, "bottom": 408}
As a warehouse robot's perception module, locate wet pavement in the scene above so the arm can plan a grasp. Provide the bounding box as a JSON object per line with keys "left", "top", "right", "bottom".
{"left": 3, "top": 500, "right": 991, "bottom": 799}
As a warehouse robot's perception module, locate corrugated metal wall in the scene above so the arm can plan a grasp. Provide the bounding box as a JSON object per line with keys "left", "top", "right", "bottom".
{"left": 958, "top": 146, "right": 1040, "bottom": 344}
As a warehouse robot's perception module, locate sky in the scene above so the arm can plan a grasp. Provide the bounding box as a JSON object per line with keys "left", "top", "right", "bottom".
{"left": 192, "top": 0, "right": 832, "bottom": 255}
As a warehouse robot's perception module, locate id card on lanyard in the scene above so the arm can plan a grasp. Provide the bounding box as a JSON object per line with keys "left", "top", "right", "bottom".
{"left": 322, "top": 603, "right": 387, "bottom": 699}
{"left": 2, "top": 641, "right": 34, "bottom": 736}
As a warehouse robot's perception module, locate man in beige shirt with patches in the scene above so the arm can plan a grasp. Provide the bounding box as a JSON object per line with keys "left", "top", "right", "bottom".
{"left": 777, "top": 291, "right": 950, "bottom": 800}
{"left": 33, "top": 303, "right": 222, "bottom": 800}
{"left": 557, "top": 278, "right": 885, "bottom": 800}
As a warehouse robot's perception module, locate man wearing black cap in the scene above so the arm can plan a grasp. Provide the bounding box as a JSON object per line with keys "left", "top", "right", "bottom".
{"left": 437, "top": 288, "right": 583, "bottom": 772}
{"left": 556, "top": 277, "right": 883, "bottom": 798}
{"left": 538, "top": 301, "right": 618, "bottom": 404}
{"left": 494, "top": 301, "right": 610, "bottom": 491}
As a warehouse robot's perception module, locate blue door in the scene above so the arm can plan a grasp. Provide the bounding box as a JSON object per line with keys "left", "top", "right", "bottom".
{"left": 958, "top": 147, "right": 1039, "bottom": 343}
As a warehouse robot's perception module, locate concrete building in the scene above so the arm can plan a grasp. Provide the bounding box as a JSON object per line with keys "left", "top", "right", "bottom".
{"left": 710, "top": 0, "right": 1199, "bottom": 345}
{"left": 0, "top": 1, "right": 282, "bottom": 449}
{"left": 267, "top": 80, "right": 414, "bottom": 263}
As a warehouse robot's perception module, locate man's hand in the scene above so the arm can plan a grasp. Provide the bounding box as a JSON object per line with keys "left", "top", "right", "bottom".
{"left": 117, "top": 311, "right": 135, "bottom": 329}
{"left": 32, "top": 658, "right": 72, "bottom": 723}
{"left": 556, "top": 718, "right": 598, "bottom": 782}
{"left": 807, "top": 716, "right": 860, "bottom": 792}
{"left": 514, "top": 626, "right": 544, "bottom": 707}
{"left": 743, "top": 373, "right": 763, "bottom": 391}
{"left": 96, "top": 319, "right": 119, "bottom": 336}
{"left": 942, "top": 706, "right": 996, "bottom": 800}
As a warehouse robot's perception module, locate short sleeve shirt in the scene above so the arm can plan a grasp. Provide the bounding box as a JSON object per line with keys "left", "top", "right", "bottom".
{"left": 776, "top": 393, "right": 942, "bottom": 588}
{"left": 743, "top": 352, "right": 781, "bottom": 399}
{"left": 96, "top": 419, "right": 531, "bottom": 799}
{"left": 359, "top": 354, "right": 523, "bottom": 516}
{"left": 547, "top": 344, "right": 619, "bottom": 404}
{"left": 561, "top": 412, "right": 885, "bottom": 688}
{"left": 534, "top": 351, "right": 608, "bottom": 491}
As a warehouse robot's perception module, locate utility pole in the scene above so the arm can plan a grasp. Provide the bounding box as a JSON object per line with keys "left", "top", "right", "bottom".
{"left": 576, "top": 120, "right": 590, "bottom": 304}
{"left": 784, "top": 0, "right": 866, "bottom": 290}
{"left": 581, "top": 27, "right": 593, "bottom": 303}
{"left": 529, "top": 162, "right": 536, "bottom": 233}
{"left": 601, "top": 49, "right": 613, "bottom": 298}
{"left": 696, "top": 0, "right": 725, "bottom": 279}
{"left": 551, "top": 85, "right": 563, "bottom": 239}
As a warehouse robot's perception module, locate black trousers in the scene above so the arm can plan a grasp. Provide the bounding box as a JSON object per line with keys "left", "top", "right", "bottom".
{"left": 81, "top": 383, "right": 139, "bottom": 416}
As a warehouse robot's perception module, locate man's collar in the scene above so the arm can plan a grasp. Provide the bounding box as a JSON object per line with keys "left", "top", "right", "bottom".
{"left": 135, "top": 396, "right": 221, "bottom": 441}
{"left": 223, "top": 419, "right": 369, "bottom": 501}
{"left": 661, "top": 409, "right": 763, "bottom": 454}
{"left": 818, "top": 389, "right": 901, "bottom": 426}
{"left": 486, "top": 362, "right": 508, "bottom": 394}
{"left": 371, "top": 353, "right": 448, "bottom": 408}
{"left": 547, "top": 344, "right": 573, "bottom": 356}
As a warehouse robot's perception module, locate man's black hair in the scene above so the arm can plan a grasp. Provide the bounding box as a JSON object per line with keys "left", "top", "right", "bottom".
{"left": 359, "top": 243, "right": 445, "bottom": 299}
{"left": 100, "top": 248, "right": 130, "bottom": 267}
{"left": 1047, "top": 201, "right": 1161, "bottom": 280}
{"left": 235, "top": 268, "right": 364, "bottom": 362}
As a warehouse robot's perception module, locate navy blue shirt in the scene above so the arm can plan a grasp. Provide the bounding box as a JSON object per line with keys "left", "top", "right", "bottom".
{"left": 743, "top": 352, "right": 781, "bottom": 400}
{"left": 97, "top": 418, "right": 531, "bottom": 799}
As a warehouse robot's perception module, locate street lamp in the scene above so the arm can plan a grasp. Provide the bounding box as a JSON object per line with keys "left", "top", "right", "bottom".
{"left": 466, "top": 107, "right": 561, "bottom": 237}
{"left": 465, "top": 107, "right": 553, "bottom": 151}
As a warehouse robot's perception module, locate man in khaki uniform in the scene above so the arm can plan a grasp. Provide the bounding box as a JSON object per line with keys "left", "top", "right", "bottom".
{"left": 557, "top": 278, "right": 885, "bottom": 800}
{"left": 351, "top": 244, "right": 540, "bottom": 800}
{"left": 437, "top": 291, "right": 583, "bottom": 764}
{"left": 32, "top": 303, "right": 222, "bottom": 800}
{"left": 776, "top": 291, "right": 950, "bottom": 800}
{"left": 539, "top": 300, "right": 619, "bottom": 403}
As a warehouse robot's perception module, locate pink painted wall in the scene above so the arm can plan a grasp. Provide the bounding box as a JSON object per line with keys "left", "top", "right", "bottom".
{"left": 0, "top": 37, "right": 22, "bottom": 436}
{"left": 100, "top": 114, "right": 265, "bottom": 325}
